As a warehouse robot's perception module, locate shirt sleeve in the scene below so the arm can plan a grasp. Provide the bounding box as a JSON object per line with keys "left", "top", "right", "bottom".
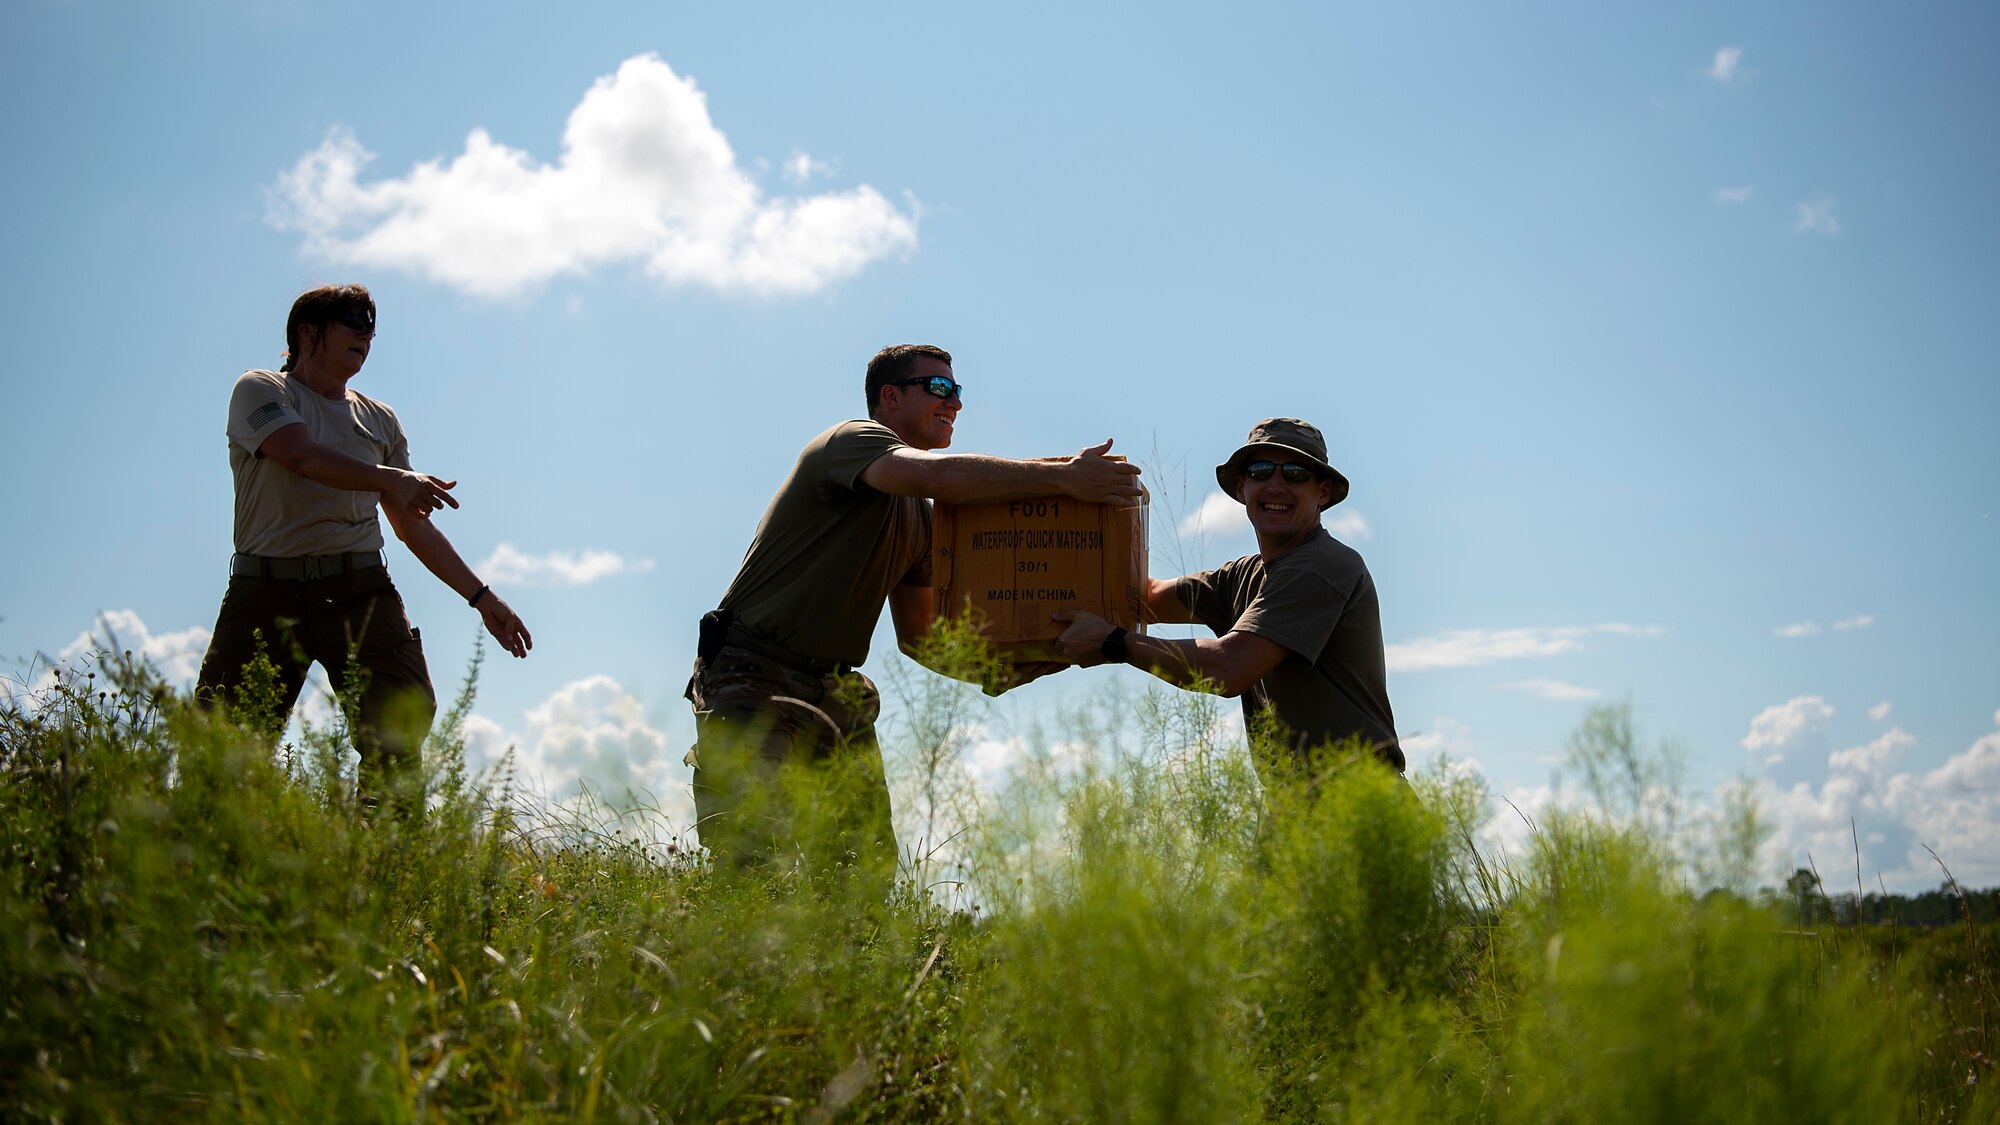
{"left": 226, "top": 370, "right": 303, "bottom": 455}
{"left": 1231, "top": 555, "right": 1358, "bottom": 663}
{"left": 820, "top": 420, "right": 907, "bottom": 491}
{"left": 1176, "top": 565, "right": 1241, "bottom": 638}
{"left": 379, "top": 404, "right": 413, "bottom": 471}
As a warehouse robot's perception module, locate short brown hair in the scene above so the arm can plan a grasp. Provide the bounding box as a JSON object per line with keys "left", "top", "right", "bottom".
{"left": 282, "top": 284, "right": 375, "bottom": 372}
{"left": 865, "top": 344, "right": 952, "bottom": 410}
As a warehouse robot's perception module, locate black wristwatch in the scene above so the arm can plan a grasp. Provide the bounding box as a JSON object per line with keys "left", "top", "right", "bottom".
{"left": 1101, "top": 626, "right": 1129, "bottom": 664}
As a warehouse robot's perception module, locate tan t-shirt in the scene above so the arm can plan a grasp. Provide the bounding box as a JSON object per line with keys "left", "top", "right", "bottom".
{"left": 719, "top": 420, "right": 932, "bottom": 667}
{"left": 1178, "top": 529, "right": 1399, "bottom": 761}
{"left": 225, "top": 369, "right": 411, "bottom": 556}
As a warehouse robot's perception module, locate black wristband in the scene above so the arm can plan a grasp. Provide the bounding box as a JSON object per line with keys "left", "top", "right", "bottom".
{"left": 1101, "top": 626, "right": 1129, "bottom": 664}
{"left": 468, "top": 584, "right": 491, "bottom": 608}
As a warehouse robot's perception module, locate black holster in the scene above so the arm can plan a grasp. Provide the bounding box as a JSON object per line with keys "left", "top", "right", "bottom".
{"left": 697, "top": 608, "right": 732, "bottom": 663}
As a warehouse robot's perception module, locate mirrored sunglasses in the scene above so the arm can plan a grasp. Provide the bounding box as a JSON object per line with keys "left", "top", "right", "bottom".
{"left": 890, "top": 375, "right": 964, "bottom": 401}
{"left": 1243, "top": 460, "right": 1317, "bottom": 484}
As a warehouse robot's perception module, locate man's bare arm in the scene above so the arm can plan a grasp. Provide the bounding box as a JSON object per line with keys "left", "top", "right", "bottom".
{"left": 889, "top": 582, "right": 936, "bottom": 654}
{"left": 258, "top": 424, "right": 459, "bottom": 523}
{"left": 1051, "top": 609, "right": 1287, "bottom": 697}
{"left": 860, "top": 438, "right": 1144, "bottom": 506}
{"left": 1143, "top": 576, "right": 1198, "bottom": 624}
{"left": 381, "top": 503, "right": 533, "bottom": 658}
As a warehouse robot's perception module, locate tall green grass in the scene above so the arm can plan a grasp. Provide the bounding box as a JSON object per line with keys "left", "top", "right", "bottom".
{"left": 2, "top": 642, "right": 1993, "bottom": 1122}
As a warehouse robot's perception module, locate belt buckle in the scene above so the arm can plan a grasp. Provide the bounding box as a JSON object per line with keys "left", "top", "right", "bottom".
{"left": 302, "top": 555, "right": 323, "bottom": 580}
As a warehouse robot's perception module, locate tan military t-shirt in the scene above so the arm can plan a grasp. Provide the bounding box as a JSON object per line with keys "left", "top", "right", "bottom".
{"left": 1178, "top": 528, "right": 1400, "bottom": 763}
{"left": 719, "top": 420, "right": 932, "bottom": 668}
{"left": 225, "top": 369, "right": 411, "bottom": 556}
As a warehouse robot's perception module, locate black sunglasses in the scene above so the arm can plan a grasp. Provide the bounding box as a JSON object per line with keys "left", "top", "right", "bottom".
{"left": 889, "top": 375, "right": 964, "bottom": 401}
{"left": 1243, "top": 460, "right": 1317, "bottom": 484}
{"left": 333, "top": 311, "right": 376, "bottom": 337}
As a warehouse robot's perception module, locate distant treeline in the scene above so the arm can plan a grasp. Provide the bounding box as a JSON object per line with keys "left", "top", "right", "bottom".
{"left": 1765, "top": 869, "right": 2000, "bottom": 928}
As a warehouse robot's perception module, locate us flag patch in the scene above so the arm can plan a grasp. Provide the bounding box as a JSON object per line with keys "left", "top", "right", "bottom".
{"left": 247, "top": 402, "right": 290, "bottom": 430}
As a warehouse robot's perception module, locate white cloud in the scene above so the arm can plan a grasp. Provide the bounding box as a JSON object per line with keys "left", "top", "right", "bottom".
{"left": 1869, "top": 701, "right": 1893, "bottom": 723}
{"left": 1795, "top": 198, "right": 1840, "bottom": 235}
{"left": 783, "top": 151, "right": 835, "bottom": 184}
{"left": 1710, "top": 46, "right": 1744, "bottom": 83}
{"left": 1326, "top": 509, "right": 1372, "bottom": 542}
{"left": 58, "top": 609, "right": 211, "bottom": 688}
{"left": 1741, "top": 695, "right": 1833, "bottom": 767}
{"left": 1505, "top": 679, "right": 1602, "bottom": 702}
{"left": 1178, "top": 490, "right": 1245, "bottom": 539}
{"left": 1714, "top": 184, "right": 1755, "bottom": 204}
{"left": 477, "top": 543, "right": 656, "bottom": 587}
{"left": 1775, "top": 621, "right": 1820, "bottom": 638}
{"left": 464, "top": 675, "right": 692, "bottom": 832}
{"left": 1831, "top": 614, "right": 1874, "bottom": 631}
{"left": 1827, "top": 727, "right": 1915, "bottom": 779}
{"left": 1928, "top": 717, "right": 2000, "bottom": 793}
{"left": 1385, "top": 623, "right": 1660, "bottom": 674}
{"left": 269, "top": 53, "right": 919, "bottom": 299}
{"left": 1401, "top": 716, "right": 1473, "bottom": 762}
{"left": 1759, "top": 712, "right": 2000, "bottom": 889}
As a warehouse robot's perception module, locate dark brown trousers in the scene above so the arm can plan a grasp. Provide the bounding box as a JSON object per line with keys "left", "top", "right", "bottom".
{"left": 195, "top": 566, "right": 436, "bottom": 808}
{"left": 685, "top": 645, "right": 897, "bottom": 875}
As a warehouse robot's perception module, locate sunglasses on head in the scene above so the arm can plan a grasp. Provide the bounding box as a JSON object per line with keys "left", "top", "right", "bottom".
{"left": 1242, "top": 460, "right": 1318, "bottom": 484}
{"left": 889, "top": 374, "right": 964, "bottom": 401}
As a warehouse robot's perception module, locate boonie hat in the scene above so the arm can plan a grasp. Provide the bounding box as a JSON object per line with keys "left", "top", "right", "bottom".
{"left": 1215, "top": 417, "right": 1350, "bottom": 510}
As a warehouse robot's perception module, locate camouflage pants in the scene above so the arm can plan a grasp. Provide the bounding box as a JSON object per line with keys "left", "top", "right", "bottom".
{"left": 684, "top": 645, "right": 897, "bottom": 873}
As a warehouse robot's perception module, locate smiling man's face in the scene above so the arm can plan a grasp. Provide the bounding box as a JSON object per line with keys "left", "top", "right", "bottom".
{"left": 1239, "top": 461, "right": 1332, "bottom": 542}
{"left": 876, "top": 355, "right": 961, "bottom": 451}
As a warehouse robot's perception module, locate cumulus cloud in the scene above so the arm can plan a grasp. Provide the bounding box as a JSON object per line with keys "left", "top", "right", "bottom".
{"left": 477, "top": 543, "right": 656, "bottom": 587}
{"left": 1826, "top": 727, "right": 1916, "bottom": 780}
{"left": 1869, "top": 701, "right": 1892, "bottom": 723}
{"left": 1832, "top": 614, "right": 1874, "bottom": 631}
{"left": 1759, "top": 711, "right": 2000, "bottom": 889}
{"left": 5, "top": 610, "right": 212, "bottom": 708}
{"left": 1326, "top": 509, "right": 1372, "bottom": 542}
{"left": 1505, "top": 679, "right": 1601, "bottom": 702}
{"left": 1401, "top": 716, "right": 1473, "bottom": 763}
{"left": 1385, "top": 623, "right": 1660, "bottom": 674}
{"left": 463, "top": 675, "right": 692, "bottom": 833}
{"left": 1714, "top": 184, "right": 1755, "bottom": 204}
{"left": 1795, "top": 199, "right": 1840, "bottom": 235}
{"left": 1178, "top": 490, "right": 1245, "bottom": 539}
{"left": 57, "top": 609, "right": 211, "bottom": 687}
{"left": 268, "top": 53, "right": 919, "bottom": 299}
{"left": 1710, "top": 46, "right": 1744, "bottom": 82}
{"left": 1741, "top": 695, "right": 1833, "bottom": 768}
{"left": 1775, "top": 621, "right": 1821, "bottom": 638}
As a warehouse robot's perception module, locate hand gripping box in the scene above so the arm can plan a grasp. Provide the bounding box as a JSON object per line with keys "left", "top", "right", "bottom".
{"left": 932, "top": 496, "right": 1148, "bottom": 661}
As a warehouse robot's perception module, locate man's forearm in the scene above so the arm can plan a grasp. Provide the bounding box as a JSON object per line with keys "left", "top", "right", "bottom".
{"left": 1121, "top": 634, "right": 1226, "bottom": 693}
{"left": 285, "top": 443, "right": 402, "bottom": 496}
{"left": 396, "top": 518, "right": 482, "bottom": 600}
{"left": 923, "top": 454, "right": 1089, "bottom": 504}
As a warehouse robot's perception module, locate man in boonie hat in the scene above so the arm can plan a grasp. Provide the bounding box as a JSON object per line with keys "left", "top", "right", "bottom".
{"left": 1054, "top": 418, "right": 1402, "bottom": 773}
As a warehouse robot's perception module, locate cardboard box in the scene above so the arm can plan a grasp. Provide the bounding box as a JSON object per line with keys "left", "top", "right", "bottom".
{"left": 932, "top": 496, "right": 1148, "bottom": 661}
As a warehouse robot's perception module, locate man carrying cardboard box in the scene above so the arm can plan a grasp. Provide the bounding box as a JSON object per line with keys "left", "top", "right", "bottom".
{"left": 686, "top": 343, "right": 1144, "bottom": 871}
{"left": 1054, "top": 418, "right": 1402, "bottom": 776}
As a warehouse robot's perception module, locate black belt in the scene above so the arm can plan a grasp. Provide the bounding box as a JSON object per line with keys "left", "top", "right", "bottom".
{"left": 231, "top": 551, "right": 385, "bottom": 580}
{"left": 723, "top": 625, "right": 851, "bottom": 678}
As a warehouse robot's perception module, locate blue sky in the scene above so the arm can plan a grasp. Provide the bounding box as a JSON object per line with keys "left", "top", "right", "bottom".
{"left": 4, "top": 1, "right": 1995, "bottom": 889}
